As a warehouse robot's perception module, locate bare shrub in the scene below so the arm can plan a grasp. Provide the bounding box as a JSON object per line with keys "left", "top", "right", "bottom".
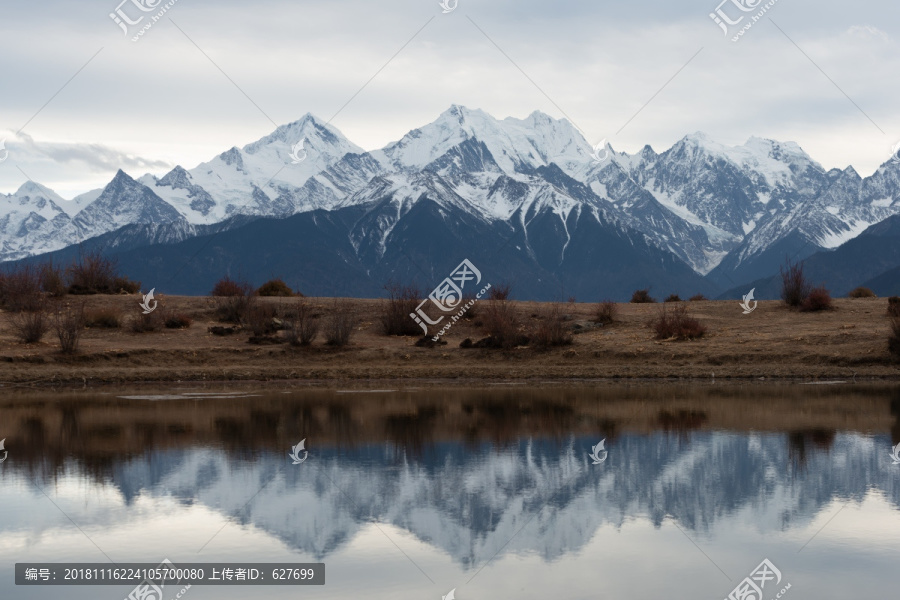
{"left": 325, "top": 300, "right": 355, "bottom": 347}
{"left": 283, "top": 299, "right": 320, "bottom": 346}
{"left": 381, "top": 283, "right": 423, "bottom": 336}
{"left": 800, "top": 286, "right": 833, "bottom": 312}
{"left": 532, "top": 304, "right": 573, "bottom": 348}
{"left": 129, "top": 310, "right": 163, "bottom": 333}
{"left": 211, "top": 276, "right": 253, "bottom": 323}
{"left": 489, "top": 283, "right": 511, "bottom": 301}
{"left": 890, "top": 318, "right": 900, "bottom": 358}
{"left": 68, "top": 250, "right": 118, "bottom": 294}
{"left": 631, "top": 289, "right": 655, "bottom": 304}
{"left": 593, "top": 300, "right": 619, "bottom": 324}
{"left": 83, "top": 307, "right": 122, "bottom": 328}
{"left": 112, "top": 276, "right": 141, "bottom": 294}
{"left": 651, "top": 304, "right": 707, "bottom": 340}
{"left": 9, "top": 308, "right": 48, "bottom": 344}
{"left": 257, "top": 278, "right": 295, "bottom": 297}
{"left": 664, "top": 294, "right": 682, "bottom": 303}
{"left": 40, "top": 262, "right": 67, "bottom": 297}
{"left": 888, "top": 297, "right": 900, "bottom": 318}
{"left": 689, "top": 294, "right": 708, "bottom": 302}
{"left": 54, "top": 302, "right": 84, "bottom": 354}
{"left": 481, "top": 297, "right": 524, "bottom": 349}
{"left": 164, "top": 314, "right": 193, "bottom": 329}
{"left": 780, "top": 258, "right": 812, "bottom": 307}
{"left": 247, "top": 303, "right": 279, "bottom": 336}
{"left": 848, "top": 287, "right": 876, "bottom": 299}
{"left": 0, "top": 264, "right": 43, "bottom": 312}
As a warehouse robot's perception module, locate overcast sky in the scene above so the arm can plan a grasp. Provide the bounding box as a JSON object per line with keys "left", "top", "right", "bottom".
{"left": 1, "top": 0, "right": 898, "bottom": 197}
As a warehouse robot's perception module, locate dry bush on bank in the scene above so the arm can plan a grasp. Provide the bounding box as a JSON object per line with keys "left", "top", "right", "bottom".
{"left": 532, "top": 304, "right": 573, "bottom": 349}
{"left": 257, "top": 279, "right": 295, "bottom": 297}
{"left": 325, "top": 300, "right": 356, "bottom": 347}
{"left": 631, "top": 289, "right": 655, "bottom": 304}
{"left": 664, "top": 294, "right": 682, "bottom": 303}
{"left": 799, "top": 286, "right": 833, "bottom": 312}
{"left": 83, "top": 307, "right": 123, "bottom": 328}
{"left": 283, "top": 299, "right": 320, "bottom": 346}
{"left": 9, "top": 308, "right": 48, "bottom": 344}
{"left": 0, "top": 264, "right": 44, "bottom": 312}
{"left": 888, "top": 297, "right": 900, "bottom": 318}
{"left": 890, "top": 318, "right": 900, "bottom": 358}
{"left": 780, "top": 259, "right": 812, "bottom": 308}
{"left": 848, "top": 287, "right": 876, "bottom": 298}
{"left": 211, "top": 276, "right": 254, "bottom": 323}
{"left": 651, "top": 304, "right": 707, "bottom": 341}
{"left": 381, "top": 283, "right": 423, "bottom": 336}
{"left": 54, "top": 302, "right": 84, "bottom": 354}
{"left": 689, "top": 294, "right": 708, "bottom": 302}
{"left": 481, "top": 297, "right": 525, "bottom": 349}
{"left": 593, "top": 300, "right": 618, "bottom": 324}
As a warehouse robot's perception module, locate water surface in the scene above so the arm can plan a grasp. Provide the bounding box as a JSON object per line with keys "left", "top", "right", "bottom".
{"left": 1, "top": 382, "right": 899, "bottom": 599}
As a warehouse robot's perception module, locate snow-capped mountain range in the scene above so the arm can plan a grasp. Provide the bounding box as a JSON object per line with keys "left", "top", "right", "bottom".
{"left": 3, "top": 106, "right": 899, "bottom": 294}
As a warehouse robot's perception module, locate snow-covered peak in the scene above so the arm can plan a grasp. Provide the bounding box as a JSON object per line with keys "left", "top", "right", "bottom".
{"left": 375, "top": 106, "right": 593, "bottom": 177}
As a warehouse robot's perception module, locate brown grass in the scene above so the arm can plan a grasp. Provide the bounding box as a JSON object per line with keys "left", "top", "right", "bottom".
{"left": 84, "top": 307, "right": 123, "bottom": 329}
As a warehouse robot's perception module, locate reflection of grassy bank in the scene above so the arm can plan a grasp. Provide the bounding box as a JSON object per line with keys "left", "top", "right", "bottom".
{"left": 0, "top": 383, "right": 897, "bottom": 477}
{"left": 0, "top": 296, "right": 898, "bottom": 383}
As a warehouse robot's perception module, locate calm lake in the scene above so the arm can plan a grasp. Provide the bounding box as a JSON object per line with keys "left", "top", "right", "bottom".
{"left": 1, "top": 382, "right": 899, "bottom": 599}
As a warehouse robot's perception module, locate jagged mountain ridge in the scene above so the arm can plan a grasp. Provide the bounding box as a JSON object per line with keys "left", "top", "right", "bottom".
{"left": 3, "top": 106, "right": 900, "bottom": 293}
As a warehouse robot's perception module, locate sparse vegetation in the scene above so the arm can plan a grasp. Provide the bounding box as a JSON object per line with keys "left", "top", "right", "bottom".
{"left": 54, "top": 302, "right": 84, "bottom": 354}
{"left": 800, "top": 286, "right": 833, "bottom": 312}
{"left": 664, "top": 294, "right": 682, "bottom": 303}
{"left": 9, "top": 307, "right": 48, "bottom": 344}
{"left": 257, "top": 278, "right": 295, "bottom": 297}
{"left": 129, "top": 311, "right": 162, "bottom": 333}
{"left": 689, "top": 294, "right": 708, "bottom": 302}
{"left": 489, "top": 283, "right": 512, "bottom": 301}
{"left": 631, "top": 289, "right": 655, "bottom": 304}
{"left": 380, "top": 283, "right": 423, "bottom": 336}
{"left": 890, "top": 317, "right": 900, "bottom": 358}
{"left": 325, "top": 300, "right": 355, "bottom": 347}
{"left": 0, "top": 264, "right": 43, "bottom": 312}
{"left": 247, "top": 303, "right": 279, "bottom": 337}
{"left": 888, "top": 297, "right": 900, "bottom": 318}
{"left": 39, "top": 262, "right": 67, "bottom": 297}
{"left": 211, "top": 276, "right": 254, "bottom": 323}
{"left": 164, "top": 314, "right": 193, "bottom": 329}
{"left": 480, "top": 295, "right": 525, "bottom": 349}
{"left": 848, "top": 287, "right": 876, "bottom": 299}
{"left": 83, "top": 307, "right": 123, "bottom": 328}
{"left": 780, "top": 258, "right": 812, "bottom": 308}
{"left": 651, "top": 304, "right": 707, "bottom": 340}
{"left": 532, "top": 304, "right": 573, "bottom": 349}
{"left": 67, "top": 250, "right": 139, "bottom": 294}
{"left": 593, "top": 300, "right": 618, "bottom": 325}
{"left": 283, "top": 299, "right": 319, "bottom": 346}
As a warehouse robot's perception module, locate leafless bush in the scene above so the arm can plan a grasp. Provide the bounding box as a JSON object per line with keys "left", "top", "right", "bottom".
{"left": 799, "top": 286, "right": 833, "bottom": 312}
{"left": 9, "top": 307, "right": 48, "bottom": 343}
{"left": 381, "top": 282, "right": 423, "bottom": 336}
{"left": 211, "top": 276, "right": 254, "bottom": 323}
{"left": 283, "top": 299, "right": 320, "bottom": 346}
{"left": 888, "top": 297, "right": 900, "bottom": 318}
{"left": 325, "top": 300, "right": 356, "bottom": 347}
{"left": 651, "top": 304, "right": 707, "bottom": 340}
{"left": 780, "top": 258, "right": 812, "bottom": 308}
{"left": 247, "top": 302, "right": 279, "bottom": 336}
{"left": 129, "top": 310, "right": 163, "bottom": 333}
{"left": 481, "top": 297, "right": 524, "bottom": 349}
{"left": 890, "top": 318, "right": 900, "bottom": 358}
{"left": 532, "top": 304, "right": 573, "bottom": 348}
{"left": 664, "top": 294, "right": 682, "bottom": 303}
{"left": 68, "top": 250, "right": 119, "bottom": 294}
{"left": 489, "top": 283, "right": 512, "bottom": 301}
{"left": 594, "top": 300, "right": 619, "bottom": 324}
{"left": 848, "top": 287, "right": 876, "bottom": 299}
{"left": 40, "top": 262, "right": 67, "bottom": 297}
{"left": 631, "top": 289, "right": 655, "bottom": 303}
{"left": 689, "top": 294, "right": 708, "bottom": 301}
{"left": 54, "top": 302, "right": 84, "bottom": 354}
{"left": 83, "top": 307, "right": 122, "bottom": 328}
{"left": 0, "top": 264, "right": 44, "bottom": 312}
{"left": 257, "top": 278, "right": 295, "bottom": 297}
{"left": 164, "top": 314, "right": 193, "bottom": 329}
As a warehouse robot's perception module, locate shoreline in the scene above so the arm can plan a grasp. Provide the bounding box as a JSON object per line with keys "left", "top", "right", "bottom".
{"left": 1, "top": 295, "right": 897, "bottom": 386}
